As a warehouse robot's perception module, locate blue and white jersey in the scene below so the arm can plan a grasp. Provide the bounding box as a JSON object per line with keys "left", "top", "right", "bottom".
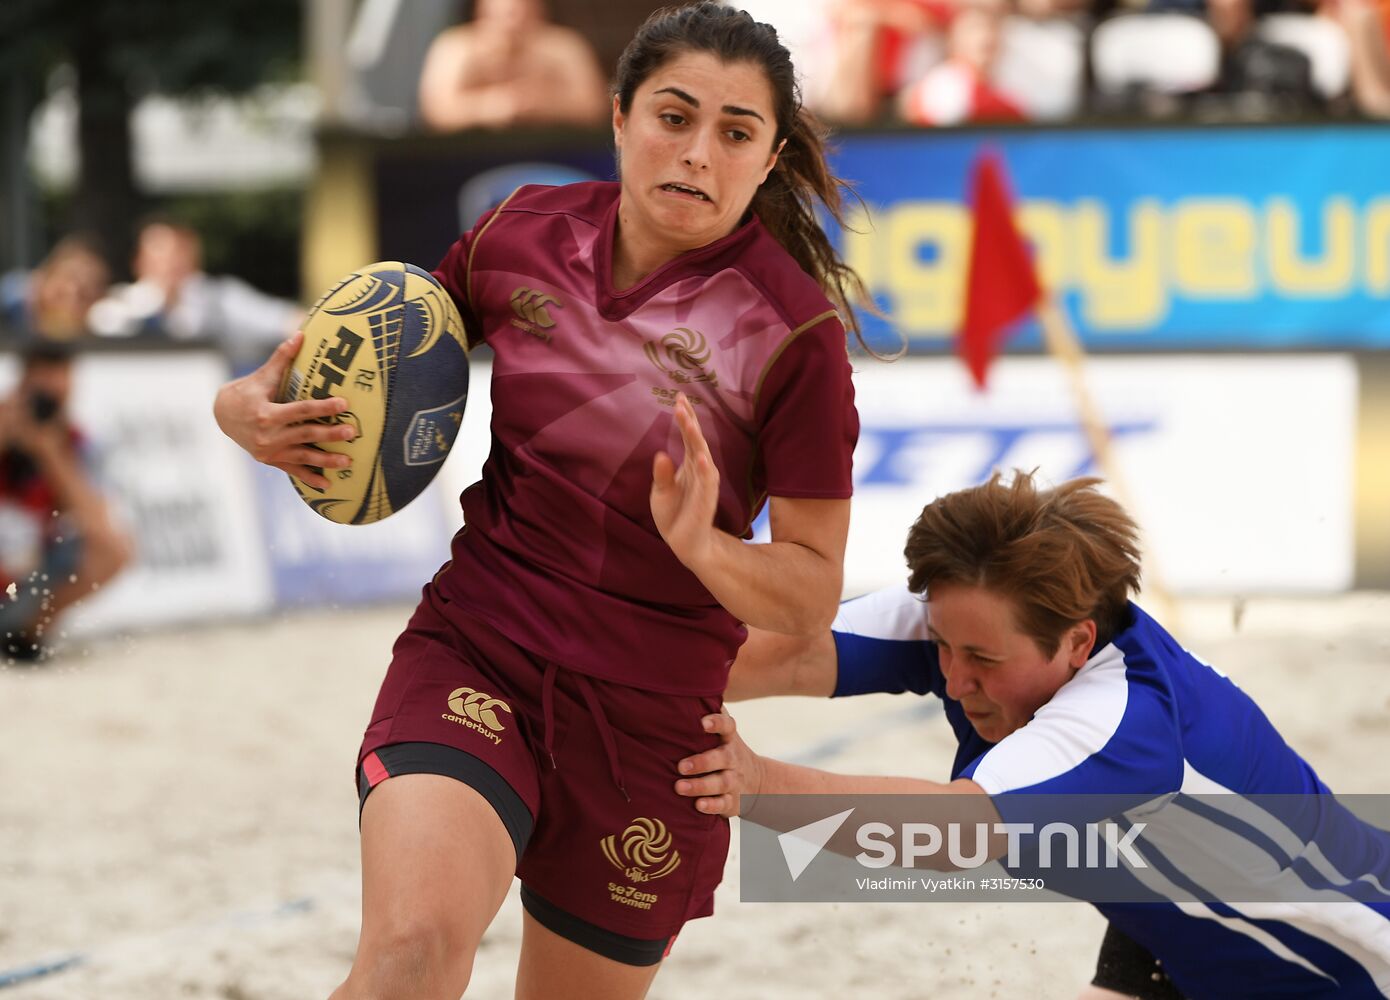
{"left": 832, "top": 585, "right": 1390, "bottom": 999}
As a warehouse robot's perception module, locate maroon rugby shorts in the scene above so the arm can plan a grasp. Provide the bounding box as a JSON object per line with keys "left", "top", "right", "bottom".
{"left": 356, "top": 583, "right": 729, "bottom": 965}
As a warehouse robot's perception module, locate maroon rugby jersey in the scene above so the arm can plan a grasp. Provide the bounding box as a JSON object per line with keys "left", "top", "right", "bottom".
{"left": 431, "top": 182, "right": 857, "bottom": 696}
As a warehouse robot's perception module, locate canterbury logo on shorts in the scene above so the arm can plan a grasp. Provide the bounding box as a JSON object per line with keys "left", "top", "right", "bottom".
{"left": 443, "top": 686, "right": 513, "bottom": 744}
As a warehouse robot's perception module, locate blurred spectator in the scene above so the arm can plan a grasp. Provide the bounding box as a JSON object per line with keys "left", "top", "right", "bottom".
{"left": 0, "top": 342, "right": 132, "bottom": 663}
{"left": 1208, "top": 0, "right": 1319, "bottom": 104}
{"left": 417, "top": 0, "right": 608, "bottom": 131}
{"left": 0, "top": 236, "right": 111, "bottom": 343}
{"left": 88, "top": 218, "right": 301, "bottom": 360}
{"left": 810, "top": 0, "right": 1085, "bottom": 126}
{"left": 1091, "top": 0, "right": 1331, "bottom": 117}
{"left": 1091, "top": 12, "right": 1223, "bottom": 107}
{"left": 1337, "top": 0, "right": 1390, "bottom": 114}
{"left": 815, "top": 0, "right": 942, "bottom": 124}
{"left": 898, "top": 0, "right": 1028, "bottom": 124}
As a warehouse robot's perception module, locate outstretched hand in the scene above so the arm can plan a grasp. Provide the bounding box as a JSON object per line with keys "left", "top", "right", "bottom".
{"left": 675, "top": 707, "right": 764, "bottom": 818}
{"left": 650, "top": 393, "right": 720, "bottom": 569}
{"left": 212, "top": 331, "right": 355, "bottom": 490}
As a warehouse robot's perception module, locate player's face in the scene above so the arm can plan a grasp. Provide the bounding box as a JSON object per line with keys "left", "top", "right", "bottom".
{"left": 927, "top": 584, "right": 1092, "bottom": 743}
{"left": 612, "top": 51, "right": 783, "bottom": 256}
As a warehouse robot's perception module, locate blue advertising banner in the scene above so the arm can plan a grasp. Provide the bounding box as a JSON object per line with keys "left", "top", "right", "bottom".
{"left": 251, "top": 460, "right": 453, "bottom": 608}
{"left": 829, "top": 126, "right": 1390, "bottom": 352}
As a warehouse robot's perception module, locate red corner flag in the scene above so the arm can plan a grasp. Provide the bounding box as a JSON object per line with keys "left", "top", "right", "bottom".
{"left": 958, "top": 151, "right": 1042, "bottom": 389}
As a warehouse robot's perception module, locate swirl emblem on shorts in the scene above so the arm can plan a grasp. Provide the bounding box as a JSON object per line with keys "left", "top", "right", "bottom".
{"left": 446, "top": 686, "right": 513, "bottom": 732}
{"left": 601, "top": 817, "right": 682, "bottom": 882}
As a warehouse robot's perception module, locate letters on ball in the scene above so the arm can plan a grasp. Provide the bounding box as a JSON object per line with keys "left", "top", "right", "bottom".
{"left": 279, "top": 262, "right": 470, "bottom": 524}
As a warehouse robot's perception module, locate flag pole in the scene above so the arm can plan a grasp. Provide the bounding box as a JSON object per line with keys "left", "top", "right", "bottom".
{"left": 1033, "top": 298, "right": 1183, "bottom": 637}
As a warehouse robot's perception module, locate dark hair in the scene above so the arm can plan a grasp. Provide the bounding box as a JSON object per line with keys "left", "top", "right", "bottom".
{"left": 21, "top": 338, "right": 76, "bottom": 369}
{"left": 904, "top": 471, "right": 1143, "bottom": 656}
{"left": 614, "top": 2, "right": 880, "bottom": 352}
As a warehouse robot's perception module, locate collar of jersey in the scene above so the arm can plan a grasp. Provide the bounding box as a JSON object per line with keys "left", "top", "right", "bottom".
{"left": 593, "top": 193, "right": 763, "bottom": 322}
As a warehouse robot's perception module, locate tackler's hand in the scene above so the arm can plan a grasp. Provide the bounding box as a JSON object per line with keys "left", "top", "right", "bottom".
{"left": 651, "top": 392, "right": 720, "bottom": 570}
{"left": 213, "top": 331, "right": 356, "bottom": 490}
{"left": 675, "top": 707, "right": 764, "bottom": 819}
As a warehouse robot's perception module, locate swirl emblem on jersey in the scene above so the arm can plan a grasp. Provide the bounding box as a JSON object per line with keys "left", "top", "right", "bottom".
{"left": 644, "top": 328, "right": 719, "bottom": 388}
{"left": 601, "top": 817, "right": 682, "bottom": 882}
{"left": 446, "top": 686, "right": 513, "bottom": 732}
{"left": 646, "top": 327, "right": 708, "bottom": 371}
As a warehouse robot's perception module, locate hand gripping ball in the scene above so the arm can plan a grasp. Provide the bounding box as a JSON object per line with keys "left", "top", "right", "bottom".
{"left": 279, "top": 261, "right": 470, "bottom": 524}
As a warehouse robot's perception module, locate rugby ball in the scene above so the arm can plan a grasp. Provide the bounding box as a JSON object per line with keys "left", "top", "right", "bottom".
{"left": 278, "top": 261, "right": 470, "bottom": 524}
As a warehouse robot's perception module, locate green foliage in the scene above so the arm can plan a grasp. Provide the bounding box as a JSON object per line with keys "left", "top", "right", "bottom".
{"left": 160, "top": 188, "right": 305, "bottom": 299}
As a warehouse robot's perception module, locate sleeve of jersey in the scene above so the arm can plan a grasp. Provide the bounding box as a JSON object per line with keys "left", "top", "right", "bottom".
{"left": 830, "top": 585, "right": 944, "bottom": 699}
{"left": 755, "top": 313, "right": 858, "bottom": 499}
{"left": 962, "top": 651, "right": 1184, "bottom": 823}
{"left": 430, "top": 206, "right": 499, "bottom": 350}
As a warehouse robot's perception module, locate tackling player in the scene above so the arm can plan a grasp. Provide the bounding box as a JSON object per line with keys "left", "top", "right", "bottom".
{"left": 679, "top": 472, "right": 1390, "bottom": 999}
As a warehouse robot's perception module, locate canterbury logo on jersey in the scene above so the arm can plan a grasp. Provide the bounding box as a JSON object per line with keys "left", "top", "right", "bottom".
{"left": 644, "top": 327, "right": 719, "bottom": 387}
{"left": 443, "top": 686, "right": 513, "bottom": 744}
{"left": 601, "top": 817, "right": 682, "bottom": 883}
{"left": 509, "top": 287, "right": 562, "bottom": 341}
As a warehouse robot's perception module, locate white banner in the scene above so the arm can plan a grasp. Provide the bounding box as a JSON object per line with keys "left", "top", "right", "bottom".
{"left": 444, "top": 357, "right": 1356, "bottom": 599}
{"left": 0, "top": 351, "right": 274, "bottom": 635}
{"left": 4, "top": 350, "right": 1346, "bottom": 641}
{"left": 839, "top": 355, "right": 1357, "bottom": 595}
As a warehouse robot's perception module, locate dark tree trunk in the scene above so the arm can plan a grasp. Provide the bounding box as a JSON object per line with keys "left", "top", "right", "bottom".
{"left": 71, "top": 21, "right": 137, "bottom": 280}
{"left": 1, "top": 68, "right": 41, "bottom": 273}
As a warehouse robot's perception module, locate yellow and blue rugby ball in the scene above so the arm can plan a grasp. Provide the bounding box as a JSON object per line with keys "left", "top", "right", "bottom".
{"left": 278, "top": 261, "right": 470, "bottom": 524}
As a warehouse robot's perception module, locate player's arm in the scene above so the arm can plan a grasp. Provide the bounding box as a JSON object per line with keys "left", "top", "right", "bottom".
{"left": 677, "top": 714, "right": 1003, "bottom": 869}
{"left": 212, "top": 331, "right": 355, "bottom": 489}
{"left": 651, "top": 393, "right": 846, "bottom": 634}
{"left": 724, "top": 627, "right": 837, "bottom": 701}
{"left": 727, "top": 587, "right": 941, "bottom": 701}
{"left": 675, "top": 708, "right": 986, "bottom": 815}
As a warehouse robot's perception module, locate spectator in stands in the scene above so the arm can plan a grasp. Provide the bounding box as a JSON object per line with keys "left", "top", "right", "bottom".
{"left": 814, "top": 0, "right": 940, "bottom": 124}
{"left": 1207, "top": 0, "right": 1320, "bottom": 104}
{"left": 1337, "top": 0, "right": 1390, "bottom": 115}
{"left": 898, "top": 0, "right": 1028, "bottom": 124}
{"left": 417, "top": 0, "right": 609, "bottom": 131}
{"left": 0, "top": 341, "right": 132, "bottom": 663}
{"left": 88, "top": 218, "right": 301, "bottom": 361}
{"left": 1090, "top": 0, "right": 1324, "bottom": 116}
{"left": 0, "top": 235, "right": 110, "bottom": 343}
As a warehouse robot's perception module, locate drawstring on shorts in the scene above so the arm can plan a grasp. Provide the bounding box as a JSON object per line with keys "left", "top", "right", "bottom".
{"left": 539, "top": 661, "right": 630, "bottom": 801}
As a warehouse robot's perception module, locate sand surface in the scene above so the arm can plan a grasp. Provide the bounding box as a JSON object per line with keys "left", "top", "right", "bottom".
{"left": 2, "top": 594, "right": 1388, "bottom": 999}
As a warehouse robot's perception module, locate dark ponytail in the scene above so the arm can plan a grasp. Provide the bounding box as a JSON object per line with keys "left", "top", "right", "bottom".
{"left": 615, "top": 2, "right": 887, "bottom": 355}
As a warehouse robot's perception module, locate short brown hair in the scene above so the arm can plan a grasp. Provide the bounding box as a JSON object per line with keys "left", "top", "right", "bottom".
{"left": 904, "top": 471, "right": 1142, "bottom": 656}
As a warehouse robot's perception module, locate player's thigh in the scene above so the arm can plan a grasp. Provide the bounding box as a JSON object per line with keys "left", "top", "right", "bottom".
{"left": 514, "top": 908, "right": 662, "bottom": 1000}
{"left": 357, "top": 773, "right": 516, "bottom": 964}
